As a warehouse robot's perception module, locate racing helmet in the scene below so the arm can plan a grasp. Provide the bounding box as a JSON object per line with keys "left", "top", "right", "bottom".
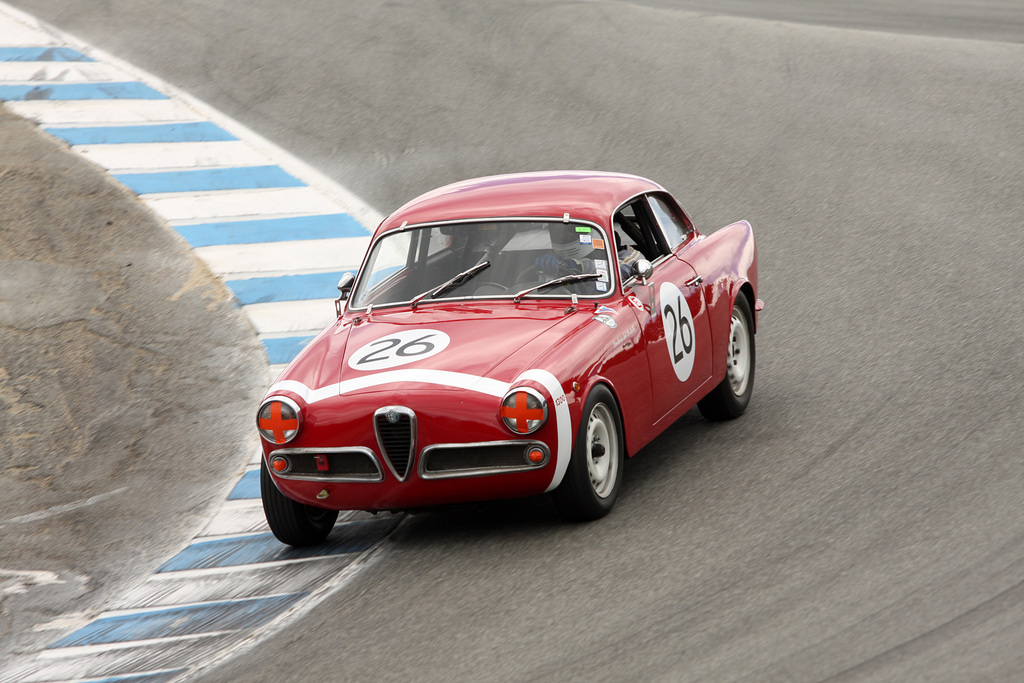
{"left": 550, "top": 224, "right": 589, "bottom": 261}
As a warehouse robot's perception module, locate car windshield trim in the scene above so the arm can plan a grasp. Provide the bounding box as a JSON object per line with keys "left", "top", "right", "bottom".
{"left": 348, "top": 218, "right": 615, "bottom": 311}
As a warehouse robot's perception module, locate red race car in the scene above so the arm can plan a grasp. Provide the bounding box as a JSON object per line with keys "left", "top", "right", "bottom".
{"left": 257, "top": 171, "right": 761, "bottom": 545}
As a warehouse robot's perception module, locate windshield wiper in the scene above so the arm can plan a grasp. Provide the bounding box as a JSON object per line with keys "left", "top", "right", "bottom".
{"left": 513, "top": 272, "right": 600, "bottom": 303}
{"left": 410, "top": 261, "right": 491, "bottom": 309}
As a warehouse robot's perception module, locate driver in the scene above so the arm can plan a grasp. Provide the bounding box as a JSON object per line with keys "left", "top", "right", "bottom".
{"left": 613, "top": 219, "right": 645, "bottom": 281}
{"left": 536, "top": 224, "right": 645, "bottom": 282}
{"left": 536, "top": 224, "right": 599, "bottom": 277}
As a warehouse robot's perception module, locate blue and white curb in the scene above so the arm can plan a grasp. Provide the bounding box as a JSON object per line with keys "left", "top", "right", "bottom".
{"left": 0, "top": 5, "right": 400, "bottom": 682}
{"left": 0, "top": 2, "right": 383, "bottom": 381}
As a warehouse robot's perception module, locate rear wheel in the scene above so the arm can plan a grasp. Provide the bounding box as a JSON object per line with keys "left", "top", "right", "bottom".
{"left": 554, "top": 385, "right": 624, "bottom": 521}
{"left": 698, "top": 294, "right": 755, "bottom": 421}
{"left": 261, "top": 459, "right": 338, "bottom": 546}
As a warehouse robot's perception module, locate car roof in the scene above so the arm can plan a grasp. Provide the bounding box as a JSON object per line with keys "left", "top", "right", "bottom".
{"left": 379, "top": 171, "right": 665, "bottom": 232}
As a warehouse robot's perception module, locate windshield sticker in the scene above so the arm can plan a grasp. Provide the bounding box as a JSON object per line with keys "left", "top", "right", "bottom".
{"left": 579, "top": 234, "right": 593, "bottom": 245}
{"left": 575, "top": 226, "right": 592, "bottom": 233}
{"left": 596, "top": 281, "right": 608, "bottom": 292}
{"left": 594, "top": 260, "right": 607, "bottom": 270}
{"left": 659, "top": 282, "right": 696, "bottom": 382}
{"left": 593, "top": 314, "right": 617, "bottom": 329}
{"left": 348, "top": 328, "right": 451, "bottom": 371}
{"left": 592, "top": 238, "right": 605, "bottom": 250}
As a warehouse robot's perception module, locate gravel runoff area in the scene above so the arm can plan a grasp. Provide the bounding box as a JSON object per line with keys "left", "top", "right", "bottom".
{"left": 0, "top": 106, "right": 268, "bottom": 665}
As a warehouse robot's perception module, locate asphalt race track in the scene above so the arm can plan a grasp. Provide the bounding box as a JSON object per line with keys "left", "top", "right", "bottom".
{"left": 4, "top": 1, "right": 1024, "bottom": 680}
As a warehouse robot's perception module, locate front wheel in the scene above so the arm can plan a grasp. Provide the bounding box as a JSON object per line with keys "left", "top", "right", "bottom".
{"left": 554, "top": 385, "right": 624, "bottom": 521}
{"left": 698, "top": 294, "right": 755, "bottom": 421}
{"left": 261, "top": 459, "right": 339, "bottom": 546}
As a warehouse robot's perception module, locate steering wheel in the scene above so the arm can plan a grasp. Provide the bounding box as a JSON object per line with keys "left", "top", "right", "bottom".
{"left": 515, "top": 266, "right": 546, "bottom": 284}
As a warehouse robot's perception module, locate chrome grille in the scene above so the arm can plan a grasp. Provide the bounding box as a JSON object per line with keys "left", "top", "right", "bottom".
{"left": 425, "top": 445, "right": 524, "bottom": 471}
{"left": 288, "top": 452, "right": 380, "bottom": 477}
{"left": 374, "top": 406, "right": 416, "bottom": 480}
{"left": 420, "top": 441, "right": 549, "bottom": 479}
{"left": 268, "top": 447, "right": 383, "bottom": 482}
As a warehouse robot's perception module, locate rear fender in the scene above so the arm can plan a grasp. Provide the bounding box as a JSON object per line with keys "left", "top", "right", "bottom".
{"left": 678, "top": 221, "right": 757, "bottom": 385}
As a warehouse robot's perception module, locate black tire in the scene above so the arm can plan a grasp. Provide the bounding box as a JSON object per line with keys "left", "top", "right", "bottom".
{"left": 261, "top": 459, "right": 338, "bottom": 546}
{"left": 554, "top": 385, "right": 624, "bottom": 521}
{"left": 698, "top": 294, "right": 755, "bottom": 421}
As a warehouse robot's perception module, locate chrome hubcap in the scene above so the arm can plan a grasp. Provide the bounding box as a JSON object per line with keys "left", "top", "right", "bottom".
{"left": 727, "top": 309, "right": 751, "bottom": 396}
{"left": 586, "top": 403, "right": 619, "bottom": 498}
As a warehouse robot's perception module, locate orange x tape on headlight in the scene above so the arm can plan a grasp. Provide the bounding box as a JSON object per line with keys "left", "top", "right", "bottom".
{"left": 500, "top": 387, "right": 548, "bottom": 434}
{"left": 257, "top": 396, "right": 301, "bottom": 444}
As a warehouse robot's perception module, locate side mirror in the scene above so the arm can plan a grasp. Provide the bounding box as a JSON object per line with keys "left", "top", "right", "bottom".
{"left": 634, "top": 259, "right": 653, "bottom": 286}
{"left": 335, "top": 272, "right": 356, "bottom": 317}
{"left": 336, "top": 272, "right": 355, "bottom": 299}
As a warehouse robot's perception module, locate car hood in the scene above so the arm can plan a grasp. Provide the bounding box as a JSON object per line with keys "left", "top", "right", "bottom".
{"left": 274, "top": 303, "right": 584, "bottom": 401}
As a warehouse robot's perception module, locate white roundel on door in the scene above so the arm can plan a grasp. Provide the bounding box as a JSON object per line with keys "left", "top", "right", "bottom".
{"left": 348, "top": 329, "right": 451, "bottom": 371}
{"left": 659, "top": 282, "right": 696, "bottom": 382}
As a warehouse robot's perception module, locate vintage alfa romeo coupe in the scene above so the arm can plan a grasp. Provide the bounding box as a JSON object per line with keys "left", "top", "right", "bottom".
{"left": 257, "top": 171, "right": 761, "bottom": 545}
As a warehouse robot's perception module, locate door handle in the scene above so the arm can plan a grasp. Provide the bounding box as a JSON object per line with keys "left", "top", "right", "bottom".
{"left": 685, "top": 275, "right": 703, "bottom": 287}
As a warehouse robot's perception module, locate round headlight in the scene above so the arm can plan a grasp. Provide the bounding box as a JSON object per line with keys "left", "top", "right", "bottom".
{"left": 257, "top": 396, "right": 301, "bottom": 444}
{"left": 500, "top": 387, "right": 548, "bottom": 434}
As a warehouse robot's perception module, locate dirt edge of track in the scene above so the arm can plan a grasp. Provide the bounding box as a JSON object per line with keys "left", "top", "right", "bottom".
{"left": 0, "top": 106, "right": 268, "bottom": 664}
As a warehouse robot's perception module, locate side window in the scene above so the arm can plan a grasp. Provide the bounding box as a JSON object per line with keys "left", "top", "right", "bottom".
{"left": 614, "top": 203, "right": 665, "bottom": 262}
{"left": 646, "top": 194, "right": 691, "bottom": 250}
{"left": 614, "top": 226, "right": 640, "bottom": 251}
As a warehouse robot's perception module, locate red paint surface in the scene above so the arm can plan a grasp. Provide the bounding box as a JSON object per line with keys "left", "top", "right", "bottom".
{"left": 260, "top": 172, "right": 758, "bottom": 512}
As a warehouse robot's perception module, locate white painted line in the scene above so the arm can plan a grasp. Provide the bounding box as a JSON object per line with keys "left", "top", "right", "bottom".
{"left": 211, "top": 496, "right": 263, "bottom": 510}
{"left": 0, "top": 11, "right": 55, "bottom": 45}
{"left": 198, "top": 500, "right": 266, "bottom": 538}
{"left": 260, "top": 329, "right": 323, "bottom": 344}
{"left": 143, "top": 554, "right": 358, "bottom": 580}
{"left": 37, "top": 631, "right": 235, "bottom": 658}
{"left": 247, "top": 448, "right": 263, "bottom": 466}
{"left": 0, "top": 488, "right": 127, "bottom": 528}
{"left": 243, "top": 299, "right": 337, "bottom": 335}
{"left": 97, "top": 592, "right": 304, "bottom": 619}
{"left": 0, "top": 569, "right": 64, "bottom": 595}
{"left": 30, "top": 613, "right": 92, "bottom": 633}
{"left": 77, "top": 141, "right": 270, "bottom": 172}
{"left": 98, "top": 669, "right": 189, "bottom": 682}
{"left": 181, "top": 534, "right": 394, "bottom": 681}
{"left": 5, "top": 638, "right": 226, "bottom": 682}
{"left": 167, "top": 529, "right": 270, "bottom": 545}
{"left": 141, "top": 186, "right": 340, "bottom": 222}
{"left": 194, "top": 236, "right": 370, "bottom": 277}
{"left": 195, "top": 525, "right": 273, "bottom": 543}
{"left": 5, "top": 98, "right": 205, "bottom": 125}
{"left": 117, "top": 561, "right": 353, "bottom": 612}
{"left": 197, "top": 507, "right": 360, "bottom": 542}
{"left": 258, "top": 327, "right": 325, "bottom": 339}
{"left": 259, "top": 328, "right": 326, "bottom": 339}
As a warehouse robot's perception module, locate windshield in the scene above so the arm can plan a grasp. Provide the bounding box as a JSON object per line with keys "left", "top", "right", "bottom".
{"left": 349, "top": 220, "right": 615, "bottom": 309}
